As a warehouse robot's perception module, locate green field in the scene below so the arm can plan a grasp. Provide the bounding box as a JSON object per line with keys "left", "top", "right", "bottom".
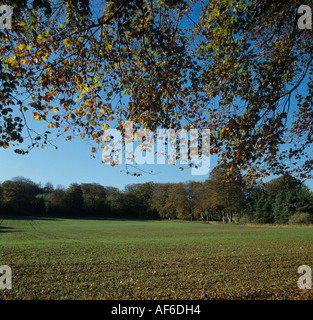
{"left": 0, "top": 217, "right": 313, "bottom": 300}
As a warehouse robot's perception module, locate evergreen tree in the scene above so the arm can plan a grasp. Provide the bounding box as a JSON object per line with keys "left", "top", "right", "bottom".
{"left": 272, "top": 193, "right": 288, "bottom": 224}
{"left": 254, "top": 192, "right": 274, "bottom": 224}
{"left": 294, "top": 187, "right": 313, "bottom": 214}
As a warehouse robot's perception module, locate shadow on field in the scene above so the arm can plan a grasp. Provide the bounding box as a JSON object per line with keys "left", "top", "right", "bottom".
{"left": 0, "top": 215, "right": 161, "bottom": 224}
{"left": 0, "top": 216, "right": 62, "bottom": 233}
{"left": 0, "top": 226, "right": 16, "bottom": 233}
{"left": 0, "top": 216, "right": 61, "bottom": 221}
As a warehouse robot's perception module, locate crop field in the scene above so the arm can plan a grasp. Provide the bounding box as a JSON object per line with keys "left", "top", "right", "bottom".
{"left": 0, "top": 217, "right": 313, "bottom": 300}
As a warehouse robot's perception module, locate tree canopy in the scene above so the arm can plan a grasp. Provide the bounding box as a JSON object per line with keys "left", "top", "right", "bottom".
{"left": 1, "top": 0, "right": 313, "bottom": 182}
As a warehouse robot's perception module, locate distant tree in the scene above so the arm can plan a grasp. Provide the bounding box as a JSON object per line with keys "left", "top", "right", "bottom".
{"left": 123, "top": 182, "right": 157, "bottom": 219}
{"left": 1, "top": 178, "right": 41, "bottom": 216}
{"left": 241, "top": 184, "right": 264, "bottom": 222}
{"left": 265, "top": 175, "right": 302, "bottom": 196}
{"left": 151, "top": 182, "right": 198, "bottom": 220}
{"left": 167, "top": 183, "right": 191, "bottom": 220}
{"left": 80, "top": 183, "right": 107, "bottom": 216}
{"left": 46, "top": 188, "right": 67, "bottom": 216}
{"left": 294, "top": 187, "right": 313, "bottom": 214}
{"left": 43, "top": 182, "right": 54, "bottom": 193}
{"left": 185, "top": 181, "right": 204, "bottom": 220}
{"left": 139, "top": 182, "right": 159, "bottom": 219}
{"left": 65, "top": 183, "right": 84, "bottom": 216}
{"left": 121, "top": 187, "right": 137, "bottom": 218}
{"left": 194, "top": 179, "right": 215, "bottom": 222}
{"left": 36, "top": 195, "right": 46, "bottom": 216}
{"left": 254, "top": 191, "right": 274, "bottom": 224}
{"left": 272, "top": 186, "right": 313, "bottom": 224}
{"left": 150, "top": 183, "right": 172, "bottom": 219}
{"left": 105, "top": 187, "right": 123, "bottom": 216}
{"left": 204, "top": 166, "right": 245, "bottom": 223}
{"left": 272, "top": 192, "right": 289, "bottom": 224}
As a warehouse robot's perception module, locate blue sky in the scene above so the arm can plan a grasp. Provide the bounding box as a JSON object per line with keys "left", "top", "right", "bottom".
{"left": 1, "top": 84, "right": 311, "bottom": 192}
{"left": 0, "top": 110, "right": 217, "bottom": 190}
{"left": 0, "top": 116, "right": 312, "bottom": 191}
{"left": 0, "top": 71, "right": 312, "bottom": 193}
{"left": 0, "top": 129, "right": 218, "bottom": 190}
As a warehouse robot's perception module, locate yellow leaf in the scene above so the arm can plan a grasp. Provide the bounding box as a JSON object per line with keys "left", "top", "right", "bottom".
{"left": 64, "top": 38, "right": 71, "bottom": 47}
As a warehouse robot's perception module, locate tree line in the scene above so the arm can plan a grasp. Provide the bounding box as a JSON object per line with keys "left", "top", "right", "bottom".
{"left": 1, "top": 166, "right": 313, "bottom": 225}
